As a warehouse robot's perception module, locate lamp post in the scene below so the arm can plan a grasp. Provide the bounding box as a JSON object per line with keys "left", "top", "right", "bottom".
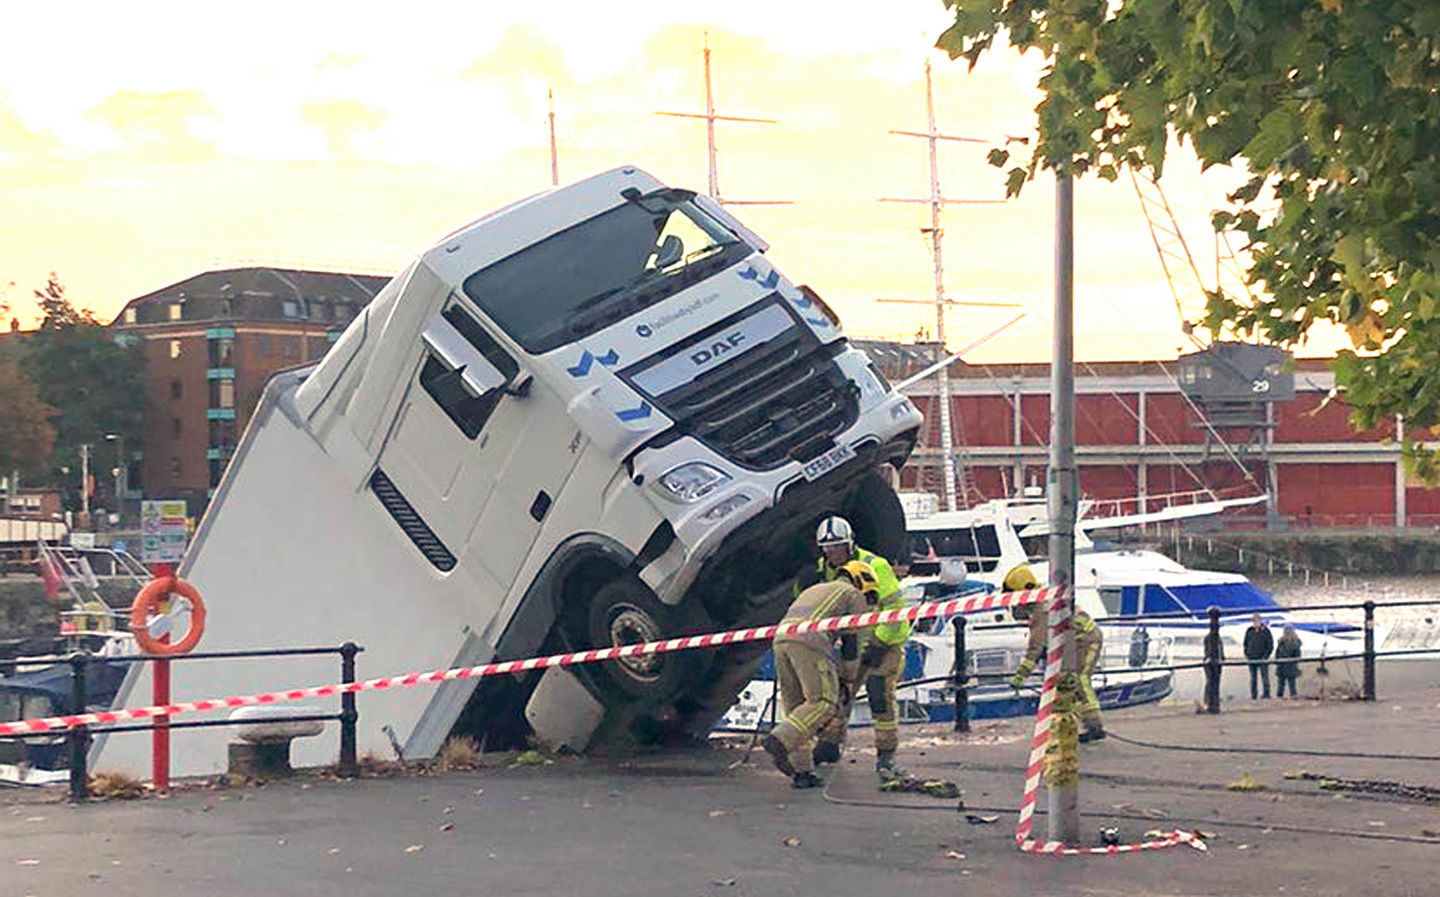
{"left": 79, "top": 443, "right": 91, "bottom": 519}
{"left": 104, "top": 433, "right": 126, "bottom": 521}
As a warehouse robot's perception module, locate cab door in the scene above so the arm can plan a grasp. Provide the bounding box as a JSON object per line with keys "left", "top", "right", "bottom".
{"left": 376, "top": 300, "right": 519, "bottom": 569}
{"left": 376, "top": 297, "right": 583, "bottom": 591}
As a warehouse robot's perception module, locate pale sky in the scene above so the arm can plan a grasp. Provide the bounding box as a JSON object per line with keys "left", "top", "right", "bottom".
{"left": 0, "top": 1, "right": 1345, "bottom": 362}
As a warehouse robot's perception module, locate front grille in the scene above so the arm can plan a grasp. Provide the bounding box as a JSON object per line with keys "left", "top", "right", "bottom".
{"left": 370, "top": 469, "right": 457, "bottom": 571}
{"left": 650, "top": 315, "right": 858, "bottom": 469}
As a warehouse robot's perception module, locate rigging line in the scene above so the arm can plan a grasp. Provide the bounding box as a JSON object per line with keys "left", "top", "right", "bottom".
{"left": 553, "top": 117, "right": 603, "bottom": 176}
{"left": 1003, "top": 197, "right": 1268, "bottom": 493}
{"left": 946, "top": 226, "right": 1247, "bottom": 496}
{"left": 937, "top": 227, "right": 1208, "bottom": 486}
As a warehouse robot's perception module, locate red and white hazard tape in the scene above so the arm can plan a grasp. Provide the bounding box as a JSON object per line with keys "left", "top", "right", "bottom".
{"left": 1012, "top": 588, "right": 1205, "bottom": 856}
{"left": 0, "top": 585, "right": 1051, "bottom": 738}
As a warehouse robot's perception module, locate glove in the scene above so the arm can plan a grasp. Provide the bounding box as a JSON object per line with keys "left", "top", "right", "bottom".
{"left": 859, "top": 643, "right": 886, "bottom": 670}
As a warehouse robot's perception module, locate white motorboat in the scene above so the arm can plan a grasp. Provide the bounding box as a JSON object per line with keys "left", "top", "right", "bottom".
{"left": 902, "top": 489, "right": 1366, "bottom": 666}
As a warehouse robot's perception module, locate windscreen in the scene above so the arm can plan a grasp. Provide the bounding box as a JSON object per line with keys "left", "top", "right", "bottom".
{"left": 461, "top": 189, "right": 751, "bottom": 354}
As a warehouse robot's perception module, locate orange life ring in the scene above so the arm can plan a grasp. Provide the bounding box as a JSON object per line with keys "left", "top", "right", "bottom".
{"left": 129, "top": 575, "right": 206, "bottom": 655}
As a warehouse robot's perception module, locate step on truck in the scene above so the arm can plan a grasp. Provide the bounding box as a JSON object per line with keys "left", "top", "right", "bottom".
{"left": 99, "top": 166, "right": 922, "bottom": 776}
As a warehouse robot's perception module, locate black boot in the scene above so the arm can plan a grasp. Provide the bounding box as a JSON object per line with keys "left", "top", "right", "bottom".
{"left": 761, "top": 734, "right": 795, "bottom": 777}
{"left": 812, "top": 741, "right": 841, "bottom": 765}
{"left": 791, "top": 771, "right": 824, "bottom": 789}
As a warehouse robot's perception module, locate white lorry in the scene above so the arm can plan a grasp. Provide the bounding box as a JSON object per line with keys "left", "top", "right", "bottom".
{"left": 99, "top": 166, "right": 922, "bottom": 775}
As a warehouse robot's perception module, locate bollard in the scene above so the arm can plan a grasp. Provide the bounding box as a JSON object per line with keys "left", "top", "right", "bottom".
{"left": 951, "top": 617, "right": 969, "bottom": 733}
{"left": 1363, "top": 601, "right": 1376, "bottom": 702}
{"left": 67, "top": 652, "right": 90, "bottom": 802}
{"left": 1203, "top": 607, "right": 1222, "bottom": 714}
{"left": 339, "top": 642, "right": 360, "bottom": 777}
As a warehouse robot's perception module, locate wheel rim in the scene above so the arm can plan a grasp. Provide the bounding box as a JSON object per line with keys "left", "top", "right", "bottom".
{"left": 607, "top": 603, "right": 664, "bottom": 681}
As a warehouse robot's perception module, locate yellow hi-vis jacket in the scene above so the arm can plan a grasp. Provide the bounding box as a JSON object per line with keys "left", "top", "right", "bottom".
{"left": 818, "top": 547, "right": 910, "bottom": 648}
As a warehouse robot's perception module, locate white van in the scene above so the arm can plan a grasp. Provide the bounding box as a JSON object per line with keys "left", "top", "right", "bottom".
{"left": 100, "top": 166, "right": 922, "bottom": 775}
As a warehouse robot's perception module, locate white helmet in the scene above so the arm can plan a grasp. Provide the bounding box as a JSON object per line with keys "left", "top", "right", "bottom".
{"left": 815, "top": 516, "right": 854, "bottom": 547}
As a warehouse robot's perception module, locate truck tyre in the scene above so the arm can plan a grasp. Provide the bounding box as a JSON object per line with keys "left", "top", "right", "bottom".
{"left": 844, "top": 469, "right": 908, "bottom": 566}
{"left": 587, "top": 575, "right": 709, "bottom": 702}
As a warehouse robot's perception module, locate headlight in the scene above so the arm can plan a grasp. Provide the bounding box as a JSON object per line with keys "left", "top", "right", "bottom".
{"left": 656, "top": 462, "right": 731, "bottom": 502}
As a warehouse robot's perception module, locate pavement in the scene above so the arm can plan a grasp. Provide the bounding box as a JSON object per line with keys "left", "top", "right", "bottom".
{"left": 4, "top": 660, "right": 1440, "bottom": 897}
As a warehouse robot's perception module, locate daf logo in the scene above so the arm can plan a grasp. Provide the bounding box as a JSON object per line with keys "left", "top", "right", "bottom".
{"left": 690, "top": 332, "right": 746, "bottom": 366}
{"left": 636, "top": 324, "right": 653, "bottom": 338}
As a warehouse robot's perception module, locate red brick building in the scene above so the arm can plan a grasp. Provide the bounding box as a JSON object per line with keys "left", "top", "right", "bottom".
{"left": 111, "top": 266, "right": 390, "bottom": 511}
{"left": 856, "top": 340, "right": 1435, "bottom": 530}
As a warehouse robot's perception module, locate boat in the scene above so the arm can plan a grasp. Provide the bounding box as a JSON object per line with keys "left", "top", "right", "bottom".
{"left": 0, "top": 541, "right": 147, "bottom": 785}
{"left": 714, "top": 637, "right": 1173, "bottom": 734}
{"left": 713, "top": 577, "right": 1173, "bottom": 734}
{"left": 0, "top": 654, "right": 133, "bottom": 785}
{"left": 901, "top": 488, "right": 1367, "bottom": 666}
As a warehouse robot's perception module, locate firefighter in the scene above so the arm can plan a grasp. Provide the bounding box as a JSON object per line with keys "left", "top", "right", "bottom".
{"left": 804, "top": 516, "right": 912, "bottom": 782}
{"left": 1004, "top": 564, "right": 1106, "bottom": 742}
{"left": 761, "top": 561, "right": 880, "bottom": 789}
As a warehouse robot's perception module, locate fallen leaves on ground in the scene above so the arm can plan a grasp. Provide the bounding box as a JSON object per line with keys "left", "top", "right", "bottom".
{"left": 1228, "top": 772, "right": 1268, "bottom": 792}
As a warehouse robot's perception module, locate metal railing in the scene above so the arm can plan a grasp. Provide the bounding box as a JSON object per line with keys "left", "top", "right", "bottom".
{"left": 0, "top": 643, "right": 361, "bottom": 801}
{"left": 912, "top": 597, "right": 1440, "bottom": 730}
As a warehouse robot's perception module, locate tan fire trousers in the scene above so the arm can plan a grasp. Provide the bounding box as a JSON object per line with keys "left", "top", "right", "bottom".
{"left": 771, "top": 641, "right": 842, "bottom": 774}
{"left": 816, "top": 643, "right": 903, "bottom": 757}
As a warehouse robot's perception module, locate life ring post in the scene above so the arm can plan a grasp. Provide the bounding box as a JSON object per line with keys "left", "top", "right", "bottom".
{"left": 129, "top": 576, "right": 206, "bottom": 656}
{"left": 129, "top": 572, "right": 206, "bottom": 793}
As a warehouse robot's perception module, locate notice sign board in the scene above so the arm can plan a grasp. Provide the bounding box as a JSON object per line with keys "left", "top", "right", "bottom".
{"left": 140, "top": 499, "right": 189, "bottom": 564}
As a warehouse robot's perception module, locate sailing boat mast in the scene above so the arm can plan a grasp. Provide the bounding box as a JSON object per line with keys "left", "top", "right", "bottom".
{"left": 881, "top": 60, "right": 1010, "bottom": 512}
{"left": 655, "top": 32, "right": 791, "bottom": 207}
{"left": 548, "top": 89, "right": 560, "bottom": 187}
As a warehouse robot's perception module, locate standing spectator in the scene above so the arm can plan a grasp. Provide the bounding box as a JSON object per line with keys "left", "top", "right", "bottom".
{"left": 1274, "top": 623, "right": 1303, "bottom": 698}
{"left": 1244, "top": 614, "right": 1275, "bottom": 699}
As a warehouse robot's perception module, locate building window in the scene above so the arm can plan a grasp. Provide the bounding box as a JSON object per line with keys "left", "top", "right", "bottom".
{"left": 209, "top": 379, "right": 235, "bottom": 409}
{"left": 168, "top": 304, "right": 183, "bottom": 321}
{"left": 172, "top": 417, "right": 182, "bottom": 440}
{"left": 169, "top": 339, "right": 182, "bottom": 359}
{"left": 260, "top": 335, "right": 272, "bottom": 357}
{"left": 282, "top": 300, "right": 299, "bottom": 318}
{"left": 208, "top": 338, "right": 234, "bottom": 367}
{"left": 123, "top": 307, "right": 137, "bottom": 325}
{"left": 283, "top": 338, "right": 297, "bottom": 360}
{"left": 208, "top": 418, "right": 237, "bottom": 452}
{"left": 209, "top": 458, "right": 227, "bottom": 489}
{"left": 170, "top": 379, "right": 183, "bottom": 400}
{"left": 168, "top": 457, "right": 183, "bottom": 482}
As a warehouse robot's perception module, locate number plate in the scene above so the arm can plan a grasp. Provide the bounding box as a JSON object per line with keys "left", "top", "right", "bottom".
{"left": 801, "top": 442, "right": 855, "bottom": 482}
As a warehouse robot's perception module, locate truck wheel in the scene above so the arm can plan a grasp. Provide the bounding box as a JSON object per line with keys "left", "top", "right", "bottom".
{"left": 845, "top": 469, "right": 908, "bottom": 565}
{"left": 587, "top": 575, "right": 708, "bottom": 702}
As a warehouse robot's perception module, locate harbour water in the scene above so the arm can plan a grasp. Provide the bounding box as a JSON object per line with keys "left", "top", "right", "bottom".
{"left": 1142, "top": 573, "right": 1440, "bottom": 707}
{"left": 1255, "top": 572, "right": 1440, "bottom": 626}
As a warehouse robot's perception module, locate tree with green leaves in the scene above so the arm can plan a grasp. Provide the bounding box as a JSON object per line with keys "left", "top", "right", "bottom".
{"left": 938, "top": 0, "right": 1440, "bottom": 473}
{"left": 18, "top": 275, "right": 147, "bottom": 504}
{"left": 0, "top": 350, "right": 56, "bottom": 485}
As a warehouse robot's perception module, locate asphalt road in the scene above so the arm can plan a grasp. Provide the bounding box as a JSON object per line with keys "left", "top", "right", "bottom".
{"left": 5, "top": 659, "right": 1440, "bottom": 897}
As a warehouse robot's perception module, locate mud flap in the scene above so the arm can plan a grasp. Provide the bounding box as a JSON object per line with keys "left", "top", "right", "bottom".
{"left": 526, "top": 666, "right": 606, "bottom": 753}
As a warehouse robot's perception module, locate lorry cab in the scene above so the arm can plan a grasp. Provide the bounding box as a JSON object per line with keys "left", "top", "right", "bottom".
{"left": 100, "top": 167, "right": 922, "bottom": 775}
